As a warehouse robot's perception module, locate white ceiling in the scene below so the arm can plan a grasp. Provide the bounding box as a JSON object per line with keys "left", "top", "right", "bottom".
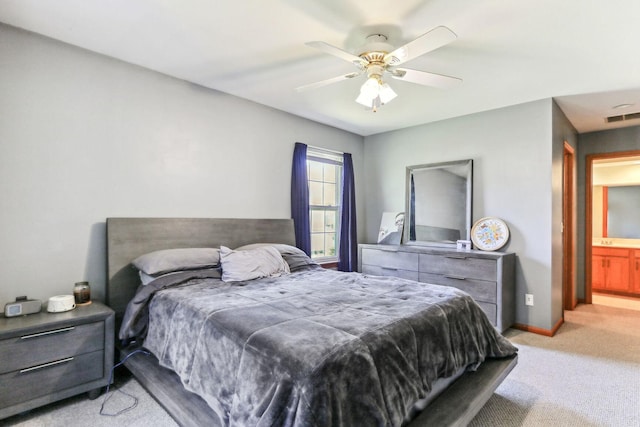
{"left": 2, "top": 0, "right": 640, "bottom": 136}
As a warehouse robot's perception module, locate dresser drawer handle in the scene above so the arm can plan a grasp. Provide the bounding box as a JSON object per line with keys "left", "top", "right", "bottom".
{"left": 445, "top": 275, "right": 467, "bottom": 280}
{"left": 19, "top": 357, "right": 74, "bottom": 373}
{"left": 381, "top": 267, "right": 398, "bottom": 271}
{"left": 21, "top": 326, "right": 75, "bottom": 340}
{"left": 445, "top": 255, "right": 467, "bottom": 260}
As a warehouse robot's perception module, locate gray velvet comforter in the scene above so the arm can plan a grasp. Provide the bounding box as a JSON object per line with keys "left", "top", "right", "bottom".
{"left": 122, "top": 267, "right": 517, "bottom": 427}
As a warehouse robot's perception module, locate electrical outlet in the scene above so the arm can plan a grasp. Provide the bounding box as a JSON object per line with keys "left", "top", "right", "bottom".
{"left": 525, "top": 294, "right": 534, "bottom": 306}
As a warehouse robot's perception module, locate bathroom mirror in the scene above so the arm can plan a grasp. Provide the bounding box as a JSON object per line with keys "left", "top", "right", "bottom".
{"left": 598, "top": 185, "right": 640, "bottom": 239}
{"left": 404, "top": 159, "right": 473, "bottom": 247}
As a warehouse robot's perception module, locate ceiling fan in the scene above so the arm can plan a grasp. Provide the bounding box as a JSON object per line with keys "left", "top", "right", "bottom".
{"left": 296, "top": 26, "right": 462, "bottom": 112}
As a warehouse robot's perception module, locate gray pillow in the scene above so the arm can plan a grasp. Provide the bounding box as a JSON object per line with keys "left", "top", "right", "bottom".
{"left": 220, "top": 245, "right": 290, "bottom": 282}
{"left": 235, "top": 243, "right": 319, "bottom": 272}
{"left": 132, "top": 248, "right": 220, "bottom": 277}
{"left": 139, "top": 267, "right": 222, "bottom": 286}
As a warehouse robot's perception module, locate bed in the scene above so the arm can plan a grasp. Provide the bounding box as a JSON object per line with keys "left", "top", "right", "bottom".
{"left": 106, "top": 217, "right": 517, "bottom": 427}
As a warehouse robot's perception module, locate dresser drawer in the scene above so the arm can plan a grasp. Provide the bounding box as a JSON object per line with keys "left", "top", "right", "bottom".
{"left": 0, "top": 350, "right": 104, "bottom": 408}
{"left": 419, "top": 253, "right": 497, "bottom": 281}
{"left": 419, "top": 273, "right": 497, "bottom": 304}
{"left": 361, "top": 248, "right": 419, "bottom": 271}
{"left": 476, "top": 302, "right": 497, "bottom": 325}
{"left": 363, "top": 265, "right": 419, "bottom": 281}
{"left": 0, "top": 322, "right": 104, "bottom": 375}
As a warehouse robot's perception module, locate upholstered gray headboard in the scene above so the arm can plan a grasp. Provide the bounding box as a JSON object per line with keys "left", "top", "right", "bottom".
{"left": 106, "top": 217, "right": 296, "bottom": 325}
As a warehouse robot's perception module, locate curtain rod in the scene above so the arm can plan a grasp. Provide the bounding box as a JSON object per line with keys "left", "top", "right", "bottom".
{"left": 307, "top": 144, "right": 345, "bottom": 156}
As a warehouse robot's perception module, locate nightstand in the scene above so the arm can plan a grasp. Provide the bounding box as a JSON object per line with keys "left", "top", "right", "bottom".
{"left": 0, "top": 301, "right": 114, "bottom": 420}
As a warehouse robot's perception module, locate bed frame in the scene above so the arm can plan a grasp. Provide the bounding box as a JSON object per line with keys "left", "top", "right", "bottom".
{"left": 106, "top": 217, "right": 517, "bottom": 427}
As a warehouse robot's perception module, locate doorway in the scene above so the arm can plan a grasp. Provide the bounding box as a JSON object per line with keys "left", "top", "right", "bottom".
{"left": 585, "top": 150, "right": 640, "bottom": 304}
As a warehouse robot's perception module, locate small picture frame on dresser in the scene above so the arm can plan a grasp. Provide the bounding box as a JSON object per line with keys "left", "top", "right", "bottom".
{"left": 456, "top": 239, "right": 472, "bottom": 252}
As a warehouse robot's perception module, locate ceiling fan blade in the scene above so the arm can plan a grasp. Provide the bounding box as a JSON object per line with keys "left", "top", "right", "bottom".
{"left": 385, "top": 26, "right": 457, "bottom": 66}
{"left": 295, "top": 71, "right": 362, "bottom": 92}
{"left": 305, "top": 41, "right": 367, "bottom": 68}
{"left": 389, "top": 68, "right": 462, "bottom": 89}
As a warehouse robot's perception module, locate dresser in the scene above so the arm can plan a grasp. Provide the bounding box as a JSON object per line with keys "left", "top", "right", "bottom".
{"left": 0, "top": 302, "right": 114, "bottom": 420}
{"left": 359, "top": 244, "right": 515, "bottom": 332}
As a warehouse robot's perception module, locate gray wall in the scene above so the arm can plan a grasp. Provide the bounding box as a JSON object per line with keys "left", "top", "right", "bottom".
{"left": 577, "top": 126, "right": 640, "bottom": 299}
{"left": 0, "top": 24, "right": 364, "bottom": 306}
{"left": 364, "top": 99, "right": 563, "bottom": 330}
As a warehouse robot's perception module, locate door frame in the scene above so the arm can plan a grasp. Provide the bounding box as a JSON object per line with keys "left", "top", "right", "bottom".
{"left": 563, "top": 142, "right": 576, "bottom": 310}
{"left": 585, "top": 149, "right": 640, "bottom": 304}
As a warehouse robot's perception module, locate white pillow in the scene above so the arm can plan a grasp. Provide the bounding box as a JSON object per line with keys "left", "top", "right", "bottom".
{"left": 220, "top": 245, "right": 290, "bottom": 282}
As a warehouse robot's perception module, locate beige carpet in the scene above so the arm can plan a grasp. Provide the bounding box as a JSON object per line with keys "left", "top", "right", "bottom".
{"left": 470, "top": 303, "right": 640, "bottom": 426}
{"left": 4, "top": 303, "right": 639, "bottom": 427}
{"left": 1, "top": 370, "right": 178, "bottom": 427}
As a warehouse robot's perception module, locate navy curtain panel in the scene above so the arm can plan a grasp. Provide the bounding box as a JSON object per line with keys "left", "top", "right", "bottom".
{"left": 410, "top": 174, "right": 416, "bottom": 241}
{"left": 291, "top": 142, "right": 311, "bottom": 255}
{"left": 338, "top": 152, "right": 357, "bottom": 272}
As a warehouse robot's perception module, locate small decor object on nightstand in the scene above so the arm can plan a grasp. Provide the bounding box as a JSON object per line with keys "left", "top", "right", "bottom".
{"left": 4, "top": 297, "right": 42, "bottom": 317}
{"left": 73, "top": 281, "right": 91, "bottom": 305}
{"left": 471, "top": 217, "right": 510, "bottom": 251}
{"left": 47, "top": 295, "right": 76, "bottom": 312}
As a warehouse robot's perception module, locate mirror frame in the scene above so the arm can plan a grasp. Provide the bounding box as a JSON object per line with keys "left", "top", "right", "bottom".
{"left": 403, "top": 159, "right": 473, "bottom": 247}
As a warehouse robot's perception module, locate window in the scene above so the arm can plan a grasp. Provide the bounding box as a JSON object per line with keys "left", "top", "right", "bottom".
{"left": 307, "top": 149, "right": 343, "bottom": 261}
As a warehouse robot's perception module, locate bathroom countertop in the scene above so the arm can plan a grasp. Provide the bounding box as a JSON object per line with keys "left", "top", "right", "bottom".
{"left": 593, "top": 242, "right": 640, "bottom": 249}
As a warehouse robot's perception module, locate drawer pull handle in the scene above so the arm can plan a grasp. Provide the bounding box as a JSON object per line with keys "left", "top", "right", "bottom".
{"left": 21, "top": 326, "right": 75, "bottom": 340}
{"left": 381, "top": 267, "right": 398, "bottom": 271}
{"left": 20, "top": 357, "right": 74, "bottom": 373}
{"left": 445, "top": 255, "right": 467, "bottom": 260}
{"left": 445, "top": 275, "right": 467, "bottom": 280}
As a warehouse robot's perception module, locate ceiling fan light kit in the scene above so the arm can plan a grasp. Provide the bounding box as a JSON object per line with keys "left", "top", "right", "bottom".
{"left": 356, "top": 76, "right": 397, "bottom": 112}
{"left": 298, "top": 26, "right": 462, "bottom": 112}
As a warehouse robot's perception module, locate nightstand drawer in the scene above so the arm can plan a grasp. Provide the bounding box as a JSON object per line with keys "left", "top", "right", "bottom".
{"left": 419, "top": 253, "right": 496, "bottom": 281}
{"left": 0, "top": 322, "right": 104, "bottom": 374}
{"left": 0, "top": 350, "right": 104, "bottom": 408}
